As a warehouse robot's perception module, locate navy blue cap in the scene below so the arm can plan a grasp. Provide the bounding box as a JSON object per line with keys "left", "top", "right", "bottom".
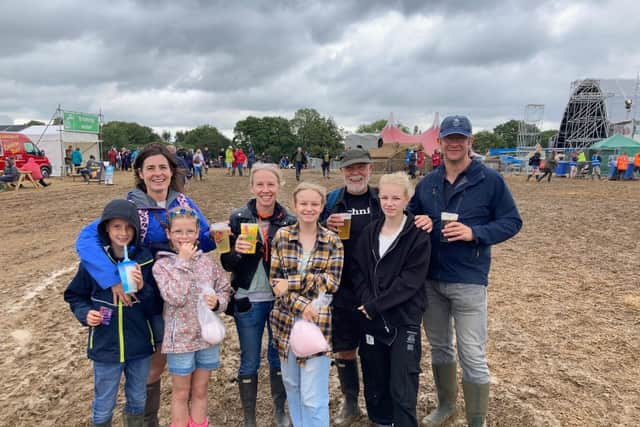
{"left": 440, "top": 115, "right": 472, "bottom": 138}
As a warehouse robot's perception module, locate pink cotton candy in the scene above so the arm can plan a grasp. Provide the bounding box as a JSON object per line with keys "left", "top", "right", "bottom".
{"left": 289, "top": 319, "right": 328, "bottom": 357}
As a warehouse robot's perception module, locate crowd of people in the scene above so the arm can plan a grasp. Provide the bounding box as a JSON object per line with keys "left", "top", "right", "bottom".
{"left": 65, "top": 115, "right": 523, "bottom": 427}
{"left": 525, "top": 148, "right": 640, "bottom": 182}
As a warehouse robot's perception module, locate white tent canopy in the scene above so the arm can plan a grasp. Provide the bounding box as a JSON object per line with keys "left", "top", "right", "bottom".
{"left": 21, "top": 125, "right": 101, "bottom": 176}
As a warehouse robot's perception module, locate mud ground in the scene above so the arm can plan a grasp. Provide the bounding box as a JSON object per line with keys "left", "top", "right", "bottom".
{"left": 0, "top": 168, "right": 638, "bottom": 426}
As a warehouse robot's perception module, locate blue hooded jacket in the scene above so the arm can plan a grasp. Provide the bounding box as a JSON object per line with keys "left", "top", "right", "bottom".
{"left": 409, "top": 160, "right": 522, "bottom": 285}
{"left": 64, "top": 199, "right": 162, "bottom": 363}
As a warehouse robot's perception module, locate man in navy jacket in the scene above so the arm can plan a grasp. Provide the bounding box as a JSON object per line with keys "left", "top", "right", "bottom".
{"left": 409, "top": 115, "right": 522, "bottom": 427}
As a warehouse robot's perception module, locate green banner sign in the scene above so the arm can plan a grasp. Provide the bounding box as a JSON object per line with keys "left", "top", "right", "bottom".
{"left": 63, "top": 111, "right": 100, "bottom": 133}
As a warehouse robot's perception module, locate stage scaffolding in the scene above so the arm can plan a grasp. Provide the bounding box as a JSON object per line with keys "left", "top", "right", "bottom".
{"left": 554, "top": 79, "right": 611, "bottom": 150}
{"left": 517, "top": 104, "right": 544, "bottom": 150}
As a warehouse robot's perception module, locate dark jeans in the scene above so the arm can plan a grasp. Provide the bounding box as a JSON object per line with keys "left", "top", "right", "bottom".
{"left": 359, "top": 325, "right": 421, "bottom": 427}
{"left": 295, "top": 161, "right": 303, "bottom": 179}
{"left": 233, "top": 300, "right": 280, "bottom": 377}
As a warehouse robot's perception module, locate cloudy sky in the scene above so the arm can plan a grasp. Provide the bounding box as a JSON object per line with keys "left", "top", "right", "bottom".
{"left": 2, "top": 0, "right": 640, "bottom": 137}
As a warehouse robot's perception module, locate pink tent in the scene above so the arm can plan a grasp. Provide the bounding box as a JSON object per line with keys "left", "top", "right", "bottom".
{"left": 379, "top": 113, "right": 440, "bottom": 155}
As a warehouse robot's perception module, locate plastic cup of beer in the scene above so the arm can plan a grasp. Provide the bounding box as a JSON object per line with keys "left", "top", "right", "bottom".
{"left": 241, "top": 223, "right": 259, "bottom": 254}
{"left": 337, "top": 213, "right": 352, "bottom": 240}
{"left": 440, "top": 212, "right": 459, "bottom": 243}
{"left": 212, "top": 223, "right": 231, "bottom": 254}
{"left": 118, "top": 260, "right": 138, "bottom": 294}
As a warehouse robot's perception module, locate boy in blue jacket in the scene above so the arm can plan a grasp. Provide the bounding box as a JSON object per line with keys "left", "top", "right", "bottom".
{"left": 64, "top": 199, "right": 161, "bottom": 427}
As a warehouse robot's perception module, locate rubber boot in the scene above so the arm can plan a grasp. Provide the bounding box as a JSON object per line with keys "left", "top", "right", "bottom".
{"left": 462, "top": 382, "right": 489, "bottom": 427}
{"left": 122, "top": 412, "right": 144, "bottom": 427}
{"left": 239, "top": 375, "right": 258, "bottom": 427}
{"left": 143, "top": 379, "right": 161, "bottom": 427}
{"left": 334, "top": 359, "right": 362, "bottom": 426}
{"left": 421, "top": 363, "right": 457, "bottom": 426}
{"left": 270, "top": 368, "right": 291, "bottom": 427}
{"left": 93, "top": 419, "right": 112, "bottom": 427}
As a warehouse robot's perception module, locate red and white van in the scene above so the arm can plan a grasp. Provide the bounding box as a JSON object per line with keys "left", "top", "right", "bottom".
{"left": 0, "top": 132, "right": 52, "bottom": 177}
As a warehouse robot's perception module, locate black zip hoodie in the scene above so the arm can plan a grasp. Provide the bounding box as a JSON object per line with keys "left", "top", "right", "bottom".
{"left": 352, "top": 212, "right": 431, "bottom": 331}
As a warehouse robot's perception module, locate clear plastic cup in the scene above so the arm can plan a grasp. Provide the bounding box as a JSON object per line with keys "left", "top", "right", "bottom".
{"left": 241, "top": 223, "right": 259, "bottom": 254}
{"left": 440, "top": 212, "right": 459, "bottom": 243}
{"left": 337, "top": 213, "right": 352, "bottom": 240}
{"left": 212, "top": 222, "right": 231, "bottom": 254}
{"left": 118, "top": 260, "right": 138, "bottom": 294}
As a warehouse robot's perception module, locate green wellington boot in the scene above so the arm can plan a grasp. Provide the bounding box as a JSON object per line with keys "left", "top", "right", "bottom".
{"left": 462, "top": 381, "right": 489, "bottom": 427}
{"left": 422, "top": 363, "right": 458, "bottom": 426}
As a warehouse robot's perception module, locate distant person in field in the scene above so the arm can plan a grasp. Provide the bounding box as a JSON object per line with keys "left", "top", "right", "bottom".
{"left": 225, "top": 146, "right": 234, "bottom": 176}
{"left": 321, "top": 150, "right": 331, "bottom": 179}
{"left": 591, "top": 151, "right": 602, "bottom": 180}
{"left": 537, "top": 151, "right": 558, "bottom": 183}
{"left": 291, "top": 147, "right": 308, "bottom": 181}
{"left": 0, "top": 157, "right": 19, "bottom": 191}
{"left": 21, "top": 157, "right": 50, "bottom": 187}
{"left": 192, "top": 149, "right": 205, "bottom": 181}
{"left": 526, "top": 151, "right": 542, "bottom": 182}
{"left": 72, "top": 147, "right": 83, "bottom": 170}
{"left": 569, "top": 151, "right": 579, "bottom": 179}
{"left": 616, "top": 152, "right": 630, "bottom": 180}
{"left": 431, "top": 148, "right": 441, "bottom": 169}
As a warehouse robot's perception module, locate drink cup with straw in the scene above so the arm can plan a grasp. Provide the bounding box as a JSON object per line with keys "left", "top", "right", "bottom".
{"left": 118, "top": 245, "right": 138, "bottom": 294}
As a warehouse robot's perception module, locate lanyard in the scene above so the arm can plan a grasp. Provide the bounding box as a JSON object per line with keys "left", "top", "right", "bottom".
{"left": 257, "top": 215, "right": 270, "bottom": 262}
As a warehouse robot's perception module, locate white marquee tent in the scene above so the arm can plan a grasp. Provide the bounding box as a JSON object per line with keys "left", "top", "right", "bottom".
{"left": 21, "top": 125, "right": 101, "bottom": 176}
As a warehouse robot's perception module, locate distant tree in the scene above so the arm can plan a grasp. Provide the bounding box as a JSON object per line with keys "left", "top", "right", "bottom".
{"left": 472, "top": 130, "right": 504, "bottom": 154}
{"left": 290, "top": 108, "right": 343, "bottom": 157}
{"left": 52, "top": 117, "right": 63, "bottom": 125}
{"left": 174, "top": 130, "right": 185, "bottom": 145}
{"left": 161, "top": 130, "right": 171, "bottom": 143}
{"left": 102, "top": 121, "right": 161, "bottom": 155}
{"left": 357, "top": 119, "right": 388, "bottom": 133}
{"left": 413, "top": 125, "right": 421, "bottom": 135}
{"left": 540, "top": 130, "right": 557, "bottom": 148}
{"left": 234, "top": 116, "right": 296, "bottom": 160}
{"left": 24, "top": 120, "right": 45, "bottom": 126}
{"left": 493, "top": 120, "right": 520, "bottom": 148}
{"left": 356, "top": 119, "right": 411, "bottom": 134}
{"left": 179, "top": 125, "right": 230, "bottom": 153}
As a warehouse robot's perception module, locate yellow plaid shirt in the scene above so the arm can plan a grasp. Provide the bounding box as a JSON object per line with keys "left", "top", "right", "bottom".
{"left": 269, "top": 223, "right": 344, "bottom": 361}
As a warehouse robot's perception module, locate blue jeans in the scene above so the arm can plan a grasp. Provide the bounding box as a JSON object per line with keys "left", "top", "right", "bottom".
{"left": 92, "top": 357, "right": 151, "bottom": 424}
{"left": 422, "top": 280, "right": 490, "bottom": 384}
{"left": 234, "top": 300, "right": 280, "bottom": 377}
{"left": 281, "top": 349, "right": 331, "bottom": 427}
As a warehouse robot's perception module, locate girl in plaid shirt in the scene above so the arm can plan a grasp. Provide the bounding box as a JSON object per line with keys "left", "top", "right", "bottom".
{"left": 270, "top": 182, "right": 344, "bottom": 427}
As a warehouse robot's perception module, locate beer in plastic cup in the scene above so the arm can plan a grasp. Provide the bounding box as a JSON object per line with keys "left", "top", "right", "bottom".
{"left": 337, "top": 213, "right": 352, "bottom": 240}
{"left": 241, "top": 223, "right": 259, "bottom": 254}
{"left": 118, "top": 260, "right": 138, "bottom": 294}
{"left": 212, "top": 223, "right": 231, "bottom": 254}
{"left": 440, "top": 212, "right": 459, "bottom": 243}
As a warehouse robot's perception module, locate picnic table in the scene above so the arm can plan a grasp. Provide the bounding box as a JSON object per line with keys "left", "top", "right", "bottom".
{"left": 14, "top": 170, "right": 41, "bottom": 191}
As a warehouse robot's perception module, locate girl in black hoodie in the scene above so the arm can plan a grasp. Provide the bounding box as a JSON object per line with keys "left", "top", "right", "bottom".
{"left": 353, "top": 172, "right": 431, "bottom": 427}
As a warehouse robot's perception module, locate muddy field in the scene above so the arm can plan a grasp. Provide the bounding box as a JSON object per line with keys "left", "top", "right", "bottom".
{"left": 0, "top": 168, "right": 638, "bottom": 426}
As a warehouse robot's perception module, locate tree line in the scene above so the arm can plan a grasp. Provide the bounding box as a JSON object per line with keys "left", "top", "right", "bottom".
{"left": 99, "top": 108, "right": 345, "bottom": 160}
{"left": 43, "top": 113, "right": 556, "bottom": 160}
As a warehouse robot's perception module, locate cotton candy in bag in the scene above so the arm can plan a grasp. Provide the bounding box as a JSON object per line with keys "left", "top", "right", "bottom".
{"left": 197, "top": 288, "right": 226, "bottom": 345}
{"left": 289, "top": 292, "right": 332, "bottom": 357}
